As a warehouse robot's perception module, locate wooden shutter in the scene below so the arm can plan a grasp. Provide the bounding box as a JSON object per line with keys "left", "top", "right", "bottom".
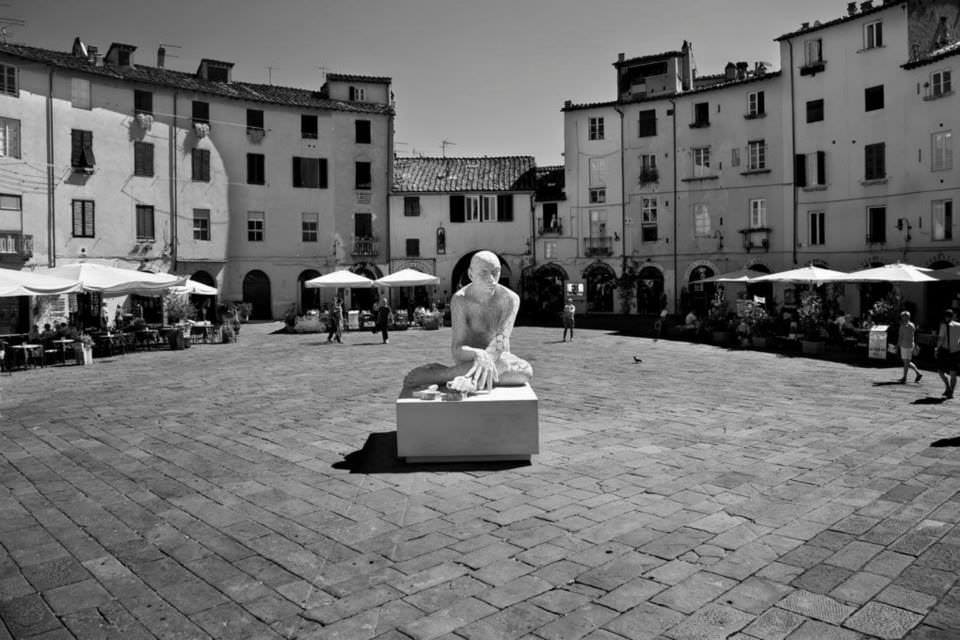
{"left": 71, "top": 130, "right": 83, "bottom": 167}
{"left": 794, "top": 154, "right": 807, "bottom": 187}
{"left": 816, "top": 151, "right": 826, "bottom": 185}
{"left": 319, "top": 158, "right": 328, "bottom": 188}
{"left": 757, "top": 91, "right": 765, "bottom": 114}
{"left": 497, "top": 194, "right": 513, "bottom": 222}
{"left": 450, "top": 195, "right": 465, "bottom": 223}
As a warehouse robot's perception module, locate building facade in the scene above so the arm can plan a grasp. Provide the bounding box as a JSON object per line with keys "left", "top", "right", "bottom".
{"left": 0, "top": 38, "right": 393, "bottom": 322}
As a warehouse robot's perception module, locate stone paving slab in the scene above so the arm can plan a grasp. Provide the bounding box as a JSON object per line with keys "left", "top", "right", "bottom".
{"left": 1, "top": 324, "right": 958, "bottom": 639}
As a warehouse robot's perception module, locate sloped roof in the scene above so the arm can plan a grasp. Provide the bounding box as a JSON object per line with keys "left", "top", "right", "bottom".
{"left": 902, "top": 40, "right": 960, "bottom": 68}
{"left": 393, "top": 156, "right": 537, "bottom": 193}
{"left": 613, "top": 50, "right": 684, "bottom": 68}
{"left": 326, "top": 73, "right": 391, "bottom": 84}
{"left": 0, "top": 41, "right": 393, "bottom": 115}
{"left": 775, "top": 1, "right": 906, "bottom": 41}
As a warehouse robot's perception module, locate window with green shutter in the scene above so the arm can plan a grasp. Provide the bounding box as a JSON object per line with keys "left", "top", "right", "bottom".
{"left": 450, "top": 195, "right": 465, "bottom": 223}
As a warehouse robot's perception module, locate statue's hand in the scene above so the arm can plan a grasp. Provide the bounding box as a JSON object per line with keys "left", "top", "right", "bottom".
{"left": 462, "top": 346, "right": 499, "bottom": 390}
{"left": 486, "top": 333, "right": 507, "bottom": 356}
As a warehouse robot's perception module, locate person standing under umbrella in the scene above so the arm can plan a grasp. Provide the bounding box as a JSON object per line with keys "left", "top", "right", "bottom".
{"left": 376, "top": 297, "right": 392, "bottom": 344}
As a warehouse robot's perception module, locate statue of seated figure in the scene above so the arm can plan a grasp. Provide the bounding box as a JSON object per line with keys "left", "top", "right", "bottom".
{"left": 404, "top": 251, "right": 533, "bottom": 391}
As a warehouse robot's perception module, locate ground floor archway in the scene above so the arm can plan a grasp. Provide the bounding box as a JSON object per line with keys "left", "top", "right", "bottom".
{"left": 349, "top": 263, "right": 382, "bottom": 311}
{"left": 635, "top": 265, "right": 665, "bottom": 316}
{"left": 242, "top": 270, "right": 272, "bottom": 320}
{"left": 583, "top": 261, "right": 616, "bottom": 312}
{"left": 525, "top": 262, "right": 568, "bottom": 319}
{"left": 686, "top": 265, "right": 716, "bottom": 316}
{"left": 450, "top": 251, "right": 513, "bottom": 292}
{"left": 297, "top": 269, "right": 321, "bottom": 314}
{"left": 926, "top": 259, "right": 958, "bottom": 322}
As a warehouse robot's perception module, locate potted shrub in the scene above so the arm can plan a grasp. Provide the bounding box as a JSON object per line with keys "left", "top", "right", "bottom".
{"left": 74, "top": 333, "right": 94, "bottom": 365}
{"left": 744, "top": 303, "right": 773, "bottom": 348}
{"left": 798, "top": 291, "right": 827, "bottom": 354}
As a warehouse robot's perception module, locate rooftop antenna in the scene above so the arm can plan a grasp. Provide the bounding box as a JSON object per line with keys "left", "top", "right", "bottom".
{"left": 441, "top": 139, "right": 456, "bottom": 158}
{"left": 266, "top": 65, "right": 280, "bottom": 84}
{"left": 0, "top": 4, "right": 25, "bottom": 43}
{"left": 316, "top": 65, "right": 328, "bottom": 82}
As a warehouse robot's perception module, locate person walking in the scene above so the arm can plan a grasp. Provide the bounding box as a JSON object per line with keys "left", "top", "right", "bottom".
{"left": 376, "top": 297, "right": 392, "bottom": 344}
{"left": 897, "top": 310, "right": 922, "bottom": 384}
{"left": 562, "top": 297, "right": 576, "bottom": 342}
{"left": 327, "top": 298, "right": 344, "bottom": 344}
{"left": 936, "top": 308, "right": 960, "bottom": 397}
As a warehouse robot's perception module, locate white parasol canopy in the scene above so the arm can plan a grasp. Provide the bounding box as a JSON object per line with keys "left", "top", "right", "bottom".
{"left": 751, "top": 265, "right": 850, "bottom": 284}
{"left": 929, "top": 265, "right": 960, "bottom": 282}
{"left": 169, "top": 279, "right": 219, "bottom": 295}
{"left": 44, "top": 262, "right": 186, "bottom": 295}
{"left": 304, "top": 270, "right": 375, "bottom": 288}
{"left": 690, "top": 267, "right": 767, "bottom": 284}
{"left": 0, "top": 268, "right": 83, "bottom": 297}
{"left": 841, "top": 263, "right": 936, "bottom": 283}
{"left": 374, "top": 268, "right": 440, "bottom": 287}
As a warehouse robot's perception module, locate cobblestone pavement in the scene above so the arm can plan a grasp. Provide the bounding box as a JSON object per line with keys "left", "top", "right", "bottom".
{"left": 1, "top": 323, "right": 958, "bottom": 640}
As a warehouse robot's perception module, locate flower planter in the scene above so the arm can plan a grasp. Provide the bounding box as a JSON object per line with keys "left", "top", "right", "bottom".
{"left": 711, "top": 330, "right": 733, "bottom": 346}
{"left": 751, "top": 336, "right": 768, "bottom": 349}
{"left": 801, "top": 339, "right": 825, "bottom": 355}
{"left": 74, "top": 344, "right": 93, "bottom": 365}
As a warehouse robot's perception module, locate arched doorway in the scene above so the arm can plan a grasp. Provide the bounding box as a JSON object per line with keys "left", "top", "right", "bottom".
{"left": 191, "top": 270, "right": 217, "bottom": 322}
{"left": 688, "top": 265, "right": 715, "bottom": 316}
{"left": 298, "top": 270, "right": 321, "bottom": 314}
{"left": 927, "top": 260, "right": 957, "bottom": 322}
{"left": 349, "top": 263, "right": 382, "bottom": 311}
{"left": 242, "top": 270, "right": 272, "bottom": 320}
{"left": 745, "top": 263, "right": 772, "bottom": 306}
{"left": 635, "top": 266, "right": 665, "bottom": 316}
{"left": 858, "top": 261, "right": 891, "bottom": 316}
{"left": 451, "top": 251, "right": 513, "bottom": 292}
{"left": 531, "top": 263, "right": 568, "bottom": 319}
{"left": 583, "top": 262, "right": 615, "bottom": 312}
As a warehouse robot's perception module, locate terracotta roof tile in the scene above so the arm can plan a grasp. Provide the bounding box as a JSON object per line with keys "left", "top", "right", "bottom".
{"left": 775, "top": 1, "right": 905, "bottom": 41}
{"left": 392, "top": 156, "right": 537, "bottom": 193}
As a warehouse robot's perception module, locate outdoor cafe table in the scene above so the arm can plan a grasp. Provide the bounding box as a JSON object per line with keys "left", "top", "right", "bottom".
{"left": 9, "top": 343, "right": 42, "bottom": 369}
{"left": 52, "top": 338, "right": 75, "bottom": 365}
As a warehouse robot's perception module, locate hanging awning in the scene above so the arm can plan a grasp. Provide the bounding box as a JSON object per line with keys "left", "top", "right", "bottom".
{"left": 0, "top": 268, "right": 83, "bottom": 297}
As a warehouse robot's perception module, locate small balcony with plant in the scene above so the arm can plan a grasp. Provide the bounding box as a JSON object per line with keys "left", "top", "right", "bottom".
{"left": 351, "top": 236, "right": 380, "bottom": 257}
{"left": 584, "top": 236, "right": 614, "bottom": 257}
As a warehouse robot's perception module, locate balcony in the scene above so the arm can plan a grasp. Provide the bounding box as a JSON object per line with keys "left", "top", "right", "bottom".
{"left": 639, "top": 169, "right": 659, "bottom": 184}
{"left": 351, "top": 235, "right": 380, "bottom": 257}
{"left": 584, "top": 236, "right": 614, "bottom": 257}
{"left": 799, "top": 60, "right": 826, "bottom": 76}
{"left": 0, "top": 232, "right": 33, "bottom": 260}
{"left": 739, "top": 227, "right": 771, "bottom": 252}
{"left": 538, "top": 220, "right": 563, "bottom": 236}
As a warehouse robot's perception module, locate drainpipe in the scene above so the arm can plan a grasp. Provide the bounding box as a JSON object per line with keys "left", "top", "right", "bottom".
{"left": 386, "top": 110, "right": 394, "bottom": 270}
{"left": 788, "top": 41, "right": 798, "bottom": 265}
{"left": 169, "top": 90, "right": 179, "bottom": 270}
{"left": 46, "top": 66, "right": 55, "bottom": 267}
{"left": 670, "top": 98, "right": 678, "bottom": 312}
{"left": 613, "top": 107, "right": 627, "bottom": 275}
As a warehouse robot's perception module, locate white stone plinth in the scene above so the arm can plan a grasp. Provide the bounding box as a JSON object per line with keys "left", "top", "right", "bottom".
{"left": 396, "top": 383, "right": 539, "bottom": 462}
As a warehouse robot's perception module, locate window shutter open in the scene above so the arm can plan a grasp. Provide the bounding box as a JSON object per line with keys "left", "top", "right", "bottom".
{"left": 757, "top": 91, "right": 765, "bottom": 114}
{"left": 319, "top": 158, "right": 328, "bottom": 188}
{"left": 816, "top": 151, "right": 826, "bottom": 185}
{"left": 450, "top": 195, "right": 465, "bottom": 223}
{"left": 71, "top": 130, "right": 83, "bottom": 166}
{"left": 794, "top": 154, "right": 807, "bottom": 187}
{"left": 497, "top": 194, "right": 513, "bottom": 221}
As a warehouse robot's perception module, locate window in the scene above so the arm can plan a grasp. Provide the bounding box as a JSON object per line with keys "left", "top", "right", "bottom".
{"left": 641, "top": 197, "right": 658, "bottom": 242}
{"left": 496, "top": 194, "right": 513, "bottom": 222}
{"left": 747, "top": 91, "right": 765, "bottom": 117}
{"left": 544, "top": 241, "right": 557, "bottom": 259}
{"left": 692, "top": 102, "right": 709, "bottom": 127}
{"left": 864, "top": 21, "right": 883, "bottom": 49}
{"left": 932, "top": 131, "right": 952, "bottom": 171}
{"left": 355, "top": 120, "right": 371, "bottom": 144}
{"left": 193, "top": 209, "right": 210, "bottom": 241}
{"left": 749, "top": 199, "right": 767, "bottom": 228}
{"left": 135, "top": 205, "right": 155, "bottom": 241}
{"left": 247, "top": 153, "right": 265, "bottom": 185}
{"left": 867, "top": 206, "right": 886, "bottom": 243}
{"left": 134, "top": 89, "right": 153, "bottom": 116}
{"left": 747, "top": 140, "right": 766, "bottom": 171}
{"left": 589, "top": 188, "right": 606, "bottom": 204}
{"left": 355, "top": 212, "right": 373, "bottom": 238}
{"left": 71, "top": 78, "right": 91, "bottom": 109}
{"left": 694, "top": 203, "right": 711, "bottom": 237}
{"left": 542, "top": 202, "right": 559, "bottom": 232}
{"left": 70, "top": 129, "right": 95, "bottom": 170}
{"left": 247, "top": 211, "right": 264, "bottom": 242}
{"left": 246, "top": 109, "right": 264, "bottom": 132}
{"left": 865, "top": 85, "right": 884, "bottom": 111}
{"left": 133, "top": 141, "right": 154, "bottom": 177}
{"left": 804, "top": 38, "right": 823, "bottom": 65}
{"left": 931, "top": 70, "right": 952, "bottom": 97}
{"left": 638, "top": 109, "right": 656, "bottom": 137}
{"left": 405, "top": 238, "right": 420, "bottom": 257}
{"left": 404, "top": 196, "right": 420, "bottom": 217}
{"left": 589, "top": 117, "right": 605, "bottom": 140}
{"left": 0, "top": 194, "right": 20, "bottom": 211}
{"left": 464, "top": 195, "right": 497, "bottom": 222}
{"left": 795, "top": 151, "right": 827, "bottom": 187}
{"left": 191, "top": 148, "right": 210, "bottom": 182}
{"left": 192, "top": 101, "right": 209, "bottom": 124}
{"left": 731, "top": 147, "right": 740, "bottom": 167}
{"left": 0, "top": 63, "right": 17, "bottom": 96}
{"left": 933, "top": 200, "right": 953, "bottom": 240}
{"left": 292, "top": 157, "right": 328, "bottom": 188}
{"left": 0, "top": 117, "right": 21, "bottom": 158}
{"left": 72, "top": 200, "right": 95, "bottom": 238}
{"left": 693, "top": 147, "right": 711, "bottom": 177}
{"left": 302, "top": 212, "right": 318, "bottom": 242}
{"left": 589, "top": 158, "right": 606, "bottom": 185}
{"left": 806, "top": 99, "right": 824, "bottom": 123}
{"left": 301, "top": 114, "right": 318, "bottom": 139}
{"left": 809, "top": 211, "right": 825, "bottom": 245}
{"left": 640, "top": 153, "right": 658, "bottom": 182}
{"left": 864, "top": 142, "right": 886, "bottom": 180}
{"left": 348, "top": 86, "right": 366, "bottom": 101}
{"left": 355, "top": 161, "right": 372, "bottom": 189}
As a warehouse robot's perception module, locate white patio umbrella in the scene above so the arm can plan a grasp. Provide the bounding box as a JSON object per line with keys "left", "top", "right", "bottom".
{"left": 841, "top": 263, "right": 936, "bottom": 283}
{"left": 0, "top": 268, "right": 83, "bottom": 297}
{"left": 304, "top": 270, "right": 375, "bottom": 288}
{"left": 689, "top": 267, "right": 766, "bottom": 284}
{"left": 169, "top": 279, "right": 219, "bottom": 295}
{"left": 374, "top": 268, "right": 440, "bottom": 287}
{"left": 44, "top": 262, "right": 186, "bottom": 295}
{"left": 929, "top": 265, "right": 960, "bottom": 281}
{"left": 751, "top": 265, "right": 850, "bottom": 284}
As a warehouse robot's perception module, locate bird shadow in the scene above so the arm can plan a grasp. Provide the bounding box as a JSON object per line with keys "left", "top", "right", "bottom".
{"left": 332, "top": 432, "right": 530, "bottom": 474}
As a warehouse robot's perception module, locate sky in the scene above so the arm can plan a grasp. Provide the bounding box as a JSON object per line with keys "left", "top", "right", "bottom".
{"left": 6, "top": 0, "right": 848, "bottom": 166}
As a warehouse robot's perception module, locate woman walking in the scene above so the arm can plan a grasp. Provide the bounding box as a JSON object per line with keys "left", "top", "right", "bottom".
{"left": 327, "top": 299, "right": 344, "bottom": 344}
{"left": 897, "top": 311, "right": 922, "bottom": 384}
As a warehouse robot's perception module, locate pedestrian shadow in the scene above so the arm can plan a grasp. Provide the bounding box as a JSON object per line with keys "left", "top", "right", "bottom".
{"left": 912, "top": 396, "right": 948, "bottom": 405}
{"left": 332, "top": 432, "right": 530, "bottom": 474}
{"left": 872, "top": 381, "right": 906, "bottom": 386}
{"left": 544, "top": 340, "right": 566, "bottom": 344}
{"left": 931, "top": 436, "right": 960, "bottom": 447}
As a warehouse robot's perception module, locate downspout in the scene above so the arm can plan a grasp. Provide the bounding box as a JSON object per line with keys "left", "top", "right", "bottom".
{"left": 613, "top": 107, "right": 626, "bottom": 275}
{"left": 169, "top": 90, "right": 179, "bottom": 270}
{"left": 788, "top": 41, "right": 798, "bottom": 265}
{"left": 670, "top": 98, "right": 678, "bottom": 312}
{"left": 46, "top": 66, "right": 55, "bottom": 267}
{"left": 386, "top": 109, "right": 394, "bottom": 270}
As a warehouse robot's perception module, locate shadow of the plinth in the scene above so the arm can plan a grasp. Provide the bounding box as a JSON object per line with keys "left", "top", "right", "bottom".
{"left": 931, "top": 436, "right": 960, "bottom": 447}
{"left": 332, "top": 432, "right": 530, "bottom": 474}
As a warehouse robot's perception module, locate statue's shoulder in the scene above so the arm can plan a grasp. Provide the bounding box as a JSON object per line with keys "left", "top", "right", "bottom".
{"left": 497, "top": 285, "right": 520, "bottom": 305}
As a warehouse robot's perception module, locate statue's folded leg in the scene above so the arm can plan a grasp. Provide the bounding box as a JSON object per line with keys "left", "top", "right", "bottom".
{"left": 495, "top": 352, "right": 533, "bottom": 386}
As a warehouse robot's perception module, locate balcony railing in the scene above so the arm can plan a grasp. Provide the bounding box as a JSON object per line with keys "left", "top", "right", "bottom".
{"left": 639, "top": 169, "right": 659, "bottom": 184}
{"left": 538, "top": 220, "right": 563, "bottom": 236}
{"left": 584, "top": 236, "right": 614, "bottom": 257}
{"left": 0, "top": 232, "right": 33, "bottom": 259}
{"left": 351, "top": 235, "right": 380, "bottom": 257}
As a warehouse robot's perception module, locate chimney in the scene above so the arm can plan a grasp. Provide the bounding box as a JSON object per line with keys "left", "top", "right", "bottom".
{"left": 157, "top": 46, "right": 165, "bottom": 68}
{"left": 724, "top": 62, "right": 736, "bottom": 80}
{"left": 860, "top": 1, "right": 873, "bottom": 11}
{"left": 87, "top": 46, "right": 102, "bottom": 67}
{"left": 563, "top": 100, "right": 572, "bottom": 109}
{"left": 755, "top": 61, "right": 767, "bottom": 76}
{"left": 801, "top": 22, "right": 810, "bottom": 30}
{"left": 735, "top": 61, "right": 749, "bottom": 80}
{"left": 617, "top": 52, "right": 625, "bottom": 63}
{"left": 847, "top": 2, "right": 857, "bottom": 15}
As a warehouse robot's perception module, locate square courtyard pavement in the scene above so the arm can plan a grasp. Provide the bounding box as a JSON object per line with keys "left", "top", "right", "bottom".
{"left": 1, "top": 323, "right": 958, "bottom": 640}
